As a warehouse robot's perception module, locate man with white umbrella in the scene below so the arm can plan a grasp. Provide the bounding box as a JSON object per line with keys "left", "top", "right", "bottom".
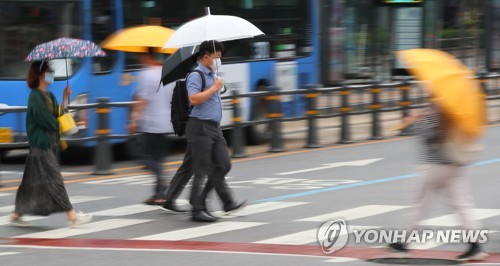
{"left": 185, "top": 40, "right": 245, "bottom": 222}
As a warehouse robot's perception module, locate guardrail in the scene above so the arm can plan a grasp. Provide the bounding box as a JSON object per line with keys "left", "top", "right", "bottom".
{"left": 1, "top": 72, "right": 499, "bottom": 175}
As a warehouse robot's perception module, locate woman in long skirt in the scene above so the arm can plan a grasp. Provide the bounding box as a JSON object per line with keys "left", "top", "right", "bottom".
{"left": 9, "top": 61, "right": 92, "bottom": 227}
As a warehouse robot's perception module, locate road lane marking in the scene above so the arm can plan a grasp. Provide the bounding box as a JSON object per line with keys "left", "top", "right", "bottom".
{"left": 297, "top": 205, "right": 411, "bottom": 222}
{"left": 134, "top": 222, "right": 265, "bottom": 241}
{"left": 212, "top": 201, "right": 309, "bottom": 217}
{"left": 255, "top": 225, "right": 377, "bottom": 245}
{"left": 276, "top": 158, "right": 383, "bottom": 176}
{"left": 0, "top": 193, "right": 11, "bottom": 197}
{"left": 420, "top": 208, "right": 500, "bottom": 227}
{"left": 253, "top": 174, "right": 418, "bottom": 203}
{"left": 14, "top": 219, "right": 152, "bottom": 239}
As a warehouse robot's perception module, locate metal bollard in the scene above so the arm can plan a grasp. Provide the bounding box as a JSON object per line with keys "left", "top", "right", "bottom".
{"left": 267, "top": 87, "right": 284, "bottom": 152}
{"left": 93, "top": 97, "right": 113, "bottom": 175}
{"left": 0, "top": 155, "right": 3, "bottom": 187}
{"left": 370, "top": 82, "right": 384, "bottom": 140}
{"left": 304, "top": 84, "right": 321, "bottom": 148}
{"left": 230, "top": 90, "right": 247, "bottom": 158}
{"left": 338, "top": 85, "right": 353, "bottom": 144}
{"left": 399, "top": 79, "right": 413, "bottom": 136}
{"left": 477, "top": 72, "right": 491, "bottom": 123}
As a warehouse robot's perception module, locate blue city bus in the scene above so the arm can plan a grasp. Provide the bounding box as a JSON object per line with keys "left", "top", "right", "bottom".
{"left": 0, "top": 0, "right": 320, "bottom": 155}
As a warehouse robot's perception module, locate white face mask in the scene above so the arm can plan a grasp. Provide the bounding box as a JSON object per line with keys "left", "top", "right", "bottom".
{"left": 210, "top": 58, "right": 222, "bottom": 71}
{"left": 44, "top": 71, "right": 55, "bottom": 84}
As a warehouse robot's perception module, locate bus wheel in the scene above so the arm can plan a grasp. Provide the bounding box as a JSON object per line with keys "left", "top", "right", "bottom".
{"left": 246, "top": 80, "right": 271, "bottom": 145}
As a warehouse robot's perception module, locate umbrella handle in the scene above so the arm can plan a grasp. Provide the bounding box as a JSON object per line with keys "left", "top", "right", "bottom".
{"left": 65, "top": 58, "right": 70, "bottom": 105}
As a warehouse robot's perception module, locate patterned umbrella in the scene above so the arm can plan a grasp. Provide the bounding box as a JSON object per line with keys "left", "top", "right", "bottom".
{"left": 25, "top": 37, "right": 106, "bottom": 61}
{"left": 25, "top": 37, "right": 106, "bottom": 88}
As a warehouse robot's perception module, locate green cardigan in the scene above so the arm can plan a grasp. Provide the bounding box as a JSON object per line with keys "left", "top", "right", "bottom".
{"left": 26, "top": 89, "right": 61, "bottom": 149}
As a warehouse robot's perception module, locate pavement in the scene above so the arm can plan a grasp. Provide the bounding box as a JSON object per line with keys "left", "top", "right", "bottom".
{"left": 1, "top": 121, "right": 500, "bottom": 265}
{"left": 2, "top": 97, "right": 500, "bottom": 265}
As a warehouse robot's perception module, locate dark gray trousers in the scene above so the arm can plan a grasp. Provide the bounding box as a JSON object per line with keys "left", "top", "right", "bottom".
{"left": 185, "top": 118, "right": 234, "bottom": 212}
{"left": 164, "top": 145, "right": 218, "bottom": 209}
{"left": 139, "top": 133, "right": 169, "bottom": 199}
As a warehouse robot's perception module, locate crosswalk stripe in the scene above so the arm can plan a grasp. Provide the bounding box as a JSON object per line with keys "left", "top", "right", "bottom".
{"left": 0, "top": 196, "right": 113, "bottom": 213}
{"left": 69, "top": 196, "right": 114, "bottom": 204}
{"left": 0, "top": 215, "right": 45, "bottom": 226}
{"left": 323, "top": 257, "right": 359, "bottom": 263}
{"left": 412, "top": 241, "right": 444, "bottom": 250}
{"left": 0, "top": 252, "right": 20, "bottom": 256}
{"left": 88, "top": 204, "right": 159, "bottom": 216}
{"left": 14, "top": 219, "right": 152, "bottom": 239}
{"left": 134, "top": 221, "right": 265, "bottom": 241}
{"left": 419, "top": 208, "right": 500, "bottom": 227}
{"left": 212, "top": 201, "right": 309, "bottom": 218}
{"left": 298, "top": 205, "right": 410, "bottom": 222}
{"left": 0, "top": 193, "right": 11, "bottom": 197}
{"left": 255, "top": 229, "right": 316, "bottom": 245}
{"left": 83, "top": 175, "right": 153, "bottom": 185}
{"left": 255, "top": 225, "right": 377, "bottom": 245}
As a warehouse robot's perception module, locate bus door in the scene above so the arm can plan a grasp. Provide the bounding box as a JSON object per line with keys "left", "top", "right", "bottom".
{"left": 87, "top": 0, "right": 133, "bottom": 141}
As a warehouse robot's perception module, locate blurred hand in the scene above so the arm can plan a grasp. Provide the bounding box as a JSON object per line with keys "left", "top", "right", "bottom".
{"left": 127, "top": 121, "right": 137, "bottom": 133}
{"left": 63, "top": 85, "right": 72, "bottom": 99}
{"left": 213, "top": 78, "right": 224, "bottom": 91}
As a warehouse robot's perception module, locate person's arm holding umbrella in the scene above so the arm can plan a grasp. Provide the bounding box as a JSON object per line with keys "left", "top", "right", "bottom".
{"left": 61, "top": 85, "right": 72, "bottom": 110}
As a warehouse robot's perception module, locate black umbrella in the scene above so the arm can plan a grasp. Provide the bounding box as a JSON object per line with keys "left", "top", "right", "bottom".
{"left": 161, "top": 46, "right": 199, "bottom": 85}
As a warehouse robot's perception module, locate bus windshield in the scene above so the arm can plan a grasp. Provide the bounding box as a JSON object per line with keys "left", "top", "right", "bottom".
{"left": 0, "top": 1, "right": 82, "bottom": 80}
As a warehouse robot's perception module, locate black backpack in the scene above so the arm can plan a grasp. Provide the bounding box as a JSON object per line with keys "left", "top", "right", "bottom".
{"left": 170, "top": 70, "right": 205, "bottom": 136}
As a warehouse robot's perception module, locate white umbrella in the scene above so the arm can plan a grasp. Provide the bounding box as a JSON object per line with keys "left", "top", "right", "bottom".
{"left": 163, "top": 8, "right": 264, "bottom": 49}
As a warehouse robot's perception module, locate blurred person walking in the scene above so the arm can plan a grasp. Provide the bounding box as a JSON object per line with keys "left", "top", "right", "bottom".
{"left": 388, "top": 103, "right": 488, "bottom": 261}
{"left": 10, "top": 61, "right": 92, "bottom": 227}
{"left": 181, "top": 40, "right": 245, "bottom": 222}
{"left": 128, "top": 48, "right": 174, "bottom": 205}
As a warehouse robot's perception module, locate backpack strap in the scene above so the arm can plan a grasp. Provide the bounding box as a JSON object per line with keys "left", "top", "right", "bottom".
{"left": 190, "top": 69, "right": 207, "bottom": 92}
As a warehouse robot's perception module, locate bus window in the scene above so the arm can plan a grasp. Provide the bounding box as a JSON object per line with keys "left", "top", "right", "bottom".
{"left": 122, "top": 0, "right": 203, "bottom": 70}
{"left": 214, "top": 0, "right": 311, "bottom": 61}
{"left": 92, "top": 0, "right": 117, "bottom": 74}
{"left": 0, "top": 1, "right": 82, "bottom": 79}
{"left": 122, "top": 0, "right": 310, "bottom": 63}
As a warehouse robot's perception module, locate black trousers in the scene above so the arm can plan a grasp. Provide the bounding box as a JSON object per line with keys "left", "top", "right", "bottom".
{"left": 139, "top": 132, "right": 169, "bottom": 199}
{"left": 185, "top": 118, "right": 234, "bottom": 212}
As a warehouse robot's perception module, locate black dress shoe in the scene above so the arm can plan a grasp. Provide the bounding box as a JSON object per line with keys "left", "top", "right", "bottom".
{"left": 161, "top": 202, "right": 188, "bottom": 213}
{"left": 224, "top": 200, "right": 247, "bottom": 214}
{"left": 191, "top": 211, "right": 217, "bottom": 222}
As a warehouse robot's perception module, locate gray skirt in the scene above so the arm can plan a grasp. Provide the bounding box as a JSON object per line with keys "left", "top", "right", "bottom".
{"left": 14, "top": 133, "right": 72, "bottom": 216}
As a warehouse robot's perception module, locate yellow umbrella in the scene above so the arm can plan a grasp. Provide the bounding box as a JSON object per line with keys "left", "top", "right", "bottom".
{"left": 100, "top": 25, "right": 177, "bottom": 54}
{"left": 398, "top": 48, "right": 486, "bottom": 139}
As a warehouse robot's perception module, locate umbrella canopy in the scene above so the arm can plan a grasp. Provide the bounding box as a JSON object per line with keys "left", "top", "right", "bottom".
{"left": 25, "top": 37, "right": 105, "bottom": 61}
{"left": 163, "top": 8, "right": 264, "bottom": 48}
{"left": 398, "top": 48, "right": 486, "bottom": 139}
{"left": 100, "top": 25, "right": 177, "bottom": 54}
{"left": 161, "top": 46, "right": 199, "bottom": 85}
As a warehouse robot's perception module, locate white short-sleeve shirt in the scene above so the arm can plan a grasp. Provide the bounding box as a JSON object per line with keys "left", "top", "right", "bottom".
{"left": 136, "top": 66, "right": 174, "bottom": 134}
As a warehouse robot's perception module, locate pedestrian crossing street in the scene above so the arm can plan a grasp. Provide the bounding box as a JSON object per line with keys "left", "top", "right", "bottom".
{"left": 0, "top": 194, "right": 499, "bottom": 250}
